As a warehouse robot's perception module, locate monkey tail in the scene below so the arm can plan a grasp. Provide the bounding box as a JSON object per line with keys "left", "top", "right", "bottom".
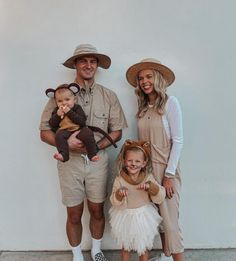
{"left": 87, "top": 126, "right": 117, "bottom": 148}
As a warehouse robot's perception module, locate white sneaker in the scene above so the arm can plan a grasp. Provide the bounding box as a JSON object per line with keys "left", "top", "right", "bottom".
{"left": 160, "top": 254, "right": 172, "bottom": 260}
{"left": 148, "top": 254, "right": 162, "bottom": 261}
{"left": 149, "top": 254, "right": 172, "bottom": 261}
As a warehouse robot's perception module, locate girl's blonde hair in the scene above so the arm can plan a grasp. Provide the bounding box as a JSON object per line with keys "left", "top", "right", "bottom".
{"left": 135, "top": 69, "right": 168, "bottom": 117}
{"left": 116, "top": 140, "right": 152, "bottom": 175}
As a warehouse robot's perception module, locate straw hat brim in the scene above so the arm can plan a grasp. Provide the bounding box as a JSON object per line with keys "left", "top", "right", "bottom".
{"left": 126, "top": 61, "right": 175, "bottom": 87}
{"left": 63, "top": 53, "right": 111, "bottom": 69}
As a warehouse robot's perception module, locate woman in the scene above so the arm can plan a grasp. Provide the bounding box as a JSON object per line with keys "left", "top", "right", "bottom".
{"left": 126, "top": 58, "right": 184, "bottom": 261}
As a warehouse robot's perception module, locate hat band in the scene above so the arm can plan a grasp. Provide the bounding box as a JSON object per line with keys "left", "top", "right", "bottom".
{"left": 74, "top": 47, "right": 98, "bottom": 56}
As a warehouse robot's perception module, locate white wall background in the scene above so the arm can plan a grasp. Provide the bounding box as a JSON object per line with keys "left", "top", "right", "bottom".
{"left": 0, "top": 0, "right": 236, "bottom": 251}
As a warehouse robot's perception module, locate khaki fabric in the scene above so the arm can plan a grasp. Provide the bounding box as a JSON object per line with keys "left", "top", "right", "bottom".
{"left": 40, "top": 82, "right": 128, "bottom": 140}
{"left": 57, "top": 150, "right": 108, "bottom": 206}
{"left": 40, "top": 82, "right": 127, "bottom": 206}
{"left": 110, "top": 172, "right": 166, "bottom": 209}
{"left": 138, "top": 107, "right": 184, "bottom": 256}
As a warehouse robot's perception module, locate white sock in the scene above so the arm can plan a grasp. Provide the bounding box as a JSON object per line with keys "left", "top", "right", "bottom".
{"left": 72, "top": 244, "right": 84, "bottom": 261}
{"left": 91, "top": 237, "right": 102, "bottom": 258}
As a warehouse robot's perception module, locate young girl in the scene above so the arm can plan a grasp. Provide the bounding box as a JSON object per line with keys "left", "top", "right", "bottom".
{"left": 109, "top": 140, "right": 166, "bottom": 261}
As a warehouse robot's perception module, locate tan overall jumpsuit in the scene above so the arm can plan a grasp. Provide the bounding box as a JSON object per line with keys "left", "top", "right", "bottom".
{"left": 138, "top": 106, "right": 184, "bottom": 256}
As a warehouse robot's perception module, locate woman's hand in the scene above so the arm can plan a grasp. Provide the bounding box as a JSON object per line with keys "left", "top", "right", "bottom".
{"left": 163, "top": 177, "right": 174, "bottom": 199}
{"left": 67, "top": 131, "right": 87, "bottom": 153}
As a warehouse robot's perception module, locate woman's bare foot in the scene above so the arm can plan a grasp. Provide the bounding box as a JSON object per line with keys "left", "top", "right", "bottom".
{"left": 53, "top": 152, "right": 64, "bottom": 162}
{"left": 91, "top": 155, "right": 100, "bottom": 162}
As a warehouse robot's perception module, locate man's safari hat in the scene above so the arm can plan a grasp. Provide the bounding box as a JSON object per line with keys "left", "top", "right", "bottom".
{"left": 126, "top": 58, "right": 175, "bottom": 87}
{"left": 63, "top": 44, "right": 111, "bottom": 69}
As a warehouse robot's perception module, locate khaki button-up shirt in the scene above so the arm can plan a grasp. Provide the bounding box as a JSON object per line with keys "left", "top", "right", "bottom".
{"left": 40, "top": 82, "right": 128, "bottom": 141}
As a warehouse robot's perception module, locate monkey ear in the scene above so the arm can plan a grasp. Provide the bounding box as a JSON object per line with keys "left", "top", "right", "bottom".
{"left": 45, "top": 88, "right": 55, "bottom": 98}
{"left": 68, "top": 83, "right": 80, "bottom": 94}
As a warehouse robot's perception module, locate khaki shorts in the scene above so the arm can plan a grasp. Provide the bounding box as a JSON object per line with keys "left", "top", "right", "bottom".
{"left": 57, "top": 150, "right": 108, "bottom": 207}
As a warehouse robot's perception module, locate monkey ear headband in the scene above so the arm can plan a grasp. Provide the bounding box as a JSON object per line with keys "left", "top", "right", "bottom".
{"left": 45, "top": 83, "right": 80, "bottom": 98}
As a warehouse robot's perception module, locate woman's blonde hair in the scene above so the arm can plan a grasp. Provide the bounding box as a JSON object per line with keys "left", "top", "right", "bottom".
{"left": 135, "top": 69, "right": 168, "bottom": 117}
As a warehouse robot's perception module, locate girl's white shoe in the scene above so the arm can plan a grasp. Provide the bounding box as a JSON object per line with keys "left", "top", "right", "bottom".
{"left": 160, "top": 254, "right": 172, "bottom": 260}
{"left": 149, "top": 254, "right": 172, "bottom": 261}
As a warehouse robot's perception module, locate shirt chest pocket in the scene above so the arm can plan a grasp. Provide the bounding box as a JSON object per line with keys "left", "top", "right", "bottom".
{"left": 93, "top": 110, "right": 109, "bottom": 131}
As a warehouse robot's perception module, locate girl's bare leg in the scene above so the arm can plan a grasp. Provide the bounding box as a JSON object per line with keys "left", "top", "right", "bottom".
{"left": 121, "top": 248, "right": 130, "bottom": 261}
{"left": 139, "top": 250, "right": 148, "bottom": 261}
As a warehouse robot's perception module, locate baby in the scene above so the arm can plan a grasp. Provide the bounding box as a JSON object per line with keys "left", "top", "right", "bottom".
{"left": 46, "top": 83, "right": 99, "bottom": 162}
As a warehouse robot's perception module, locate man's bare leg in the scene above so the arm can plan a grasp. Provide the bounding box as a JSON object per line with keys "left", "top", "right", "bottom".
{"left": 66, "top": 203, "right": 84, "bottom": 246}
{"left": 87, "top": 200, "right": 106, "bottom": 260}
{"left": 66, "top": 203, "right": 84, "bottom": 260}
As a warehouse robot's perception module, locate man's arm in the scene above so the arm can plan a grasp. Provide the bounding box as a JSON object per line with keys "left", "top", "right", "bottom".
{"left": 40, "top": 130, "right": 56, "bottom": 147}
{"left": 40, "top": 98, "right": 58, "bottom": 146}
{"left": 97, "top": 130, "right": 122, "bottom": 150}
{"left": 67, "top": 129, "right": 122, "bottom": 153}
{"left": 41, "top": 129, "right": 87, "bottom": 154}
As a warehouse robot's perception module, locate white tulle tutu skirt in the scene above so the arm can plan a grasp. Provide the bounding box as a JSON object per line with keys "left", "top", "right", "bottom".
{"left": 109, "top": 204, "right": 162, "bottom": 256}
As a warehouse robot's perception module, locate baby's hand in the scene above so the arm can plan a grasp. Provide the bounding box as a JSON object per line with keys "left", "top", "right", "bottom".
{"left": 57, "top": 107, "right": 65, "bottom": 118}
{"left": 62, "top": 105, "right": 70, "bottom": 114}
{"left": 117, "top": 187, "right": 128, "bottom": 198}
{"left": 137, "top": 182, "right": 150, "bottom": 191}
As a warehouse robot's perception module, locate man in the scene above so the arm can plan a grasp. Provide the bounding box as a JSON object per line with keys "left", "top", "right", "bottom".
{"left": 40, "top": 44, "right": 127, "bottom": 261}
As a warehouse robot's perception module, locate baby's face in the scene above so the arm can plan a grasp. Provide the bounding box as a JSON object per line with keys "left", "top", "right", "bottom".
{"left": 55, "top": 89, "right": 75, "bottom": 109}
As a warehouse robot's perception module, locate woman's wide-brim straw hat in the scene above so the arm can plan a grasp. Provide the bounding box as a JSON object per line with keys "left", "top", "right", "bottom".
{"left": 126, "top": 58, "right": 175, "bottom": 87}
{"left": 63, "top": 44, "right": 111, "bottom": 69}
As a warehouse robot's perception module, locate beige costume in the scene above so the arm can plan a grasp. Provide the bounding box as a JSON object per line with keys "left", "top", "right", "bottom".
{"left": 109, "top": 171, "right": 165, "bottom": 256}
{"left": 138, "top": 106, "right": 184, "bottom": 256}
{"left": 110, "top": 171, "right": 166, "bottom": 208}
{"left": 40, "top": 82, "right": 127, "bottom": 206}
